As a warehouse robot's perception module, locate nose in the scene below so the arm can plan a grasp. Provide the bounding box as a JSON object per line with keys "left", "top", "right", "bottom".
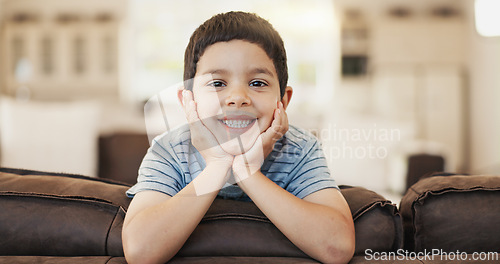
{"left": 224, "top": 85, "right": 251, "bottom": 107}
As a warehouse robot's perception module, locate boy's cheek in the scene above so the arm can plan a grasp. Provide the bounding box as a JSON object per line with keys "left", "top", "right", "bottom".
{"left": 195, "top": 100, "right": 223, "bottom": 120}
{"left": 192, "top": 89, "right": 224, "bottom": 118}
{"left": 258, "top": 105, "right": 277, "bottom": 129}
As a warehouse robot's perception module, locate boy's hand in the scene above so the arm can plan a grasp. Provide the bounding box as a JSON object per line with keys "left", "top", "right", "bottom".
{"left": 232, "top": 102, "right": 288, "bottom": 181}
{"left": 182, "top": 90, "right": 234, "bottom": 166}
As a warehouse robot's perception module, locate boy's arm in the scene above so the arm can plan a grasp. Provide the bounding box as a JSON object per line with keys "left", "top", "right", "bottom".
{"left": 122, "top": 161, "right": 231, "bottom": 264}
{"left": 236, "top": 174, "right": 355, "bottom": 264}
{"left": 123, "top": 90, "right": 233, "bottom": 264}
{"left": 233, "top": 104, "right": 355, "bottom": 264}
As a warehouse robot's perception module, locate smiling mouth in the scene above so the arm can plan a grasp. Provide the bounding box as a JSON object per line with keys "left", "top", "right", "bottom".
{"left": 220, "top": 119, "right": 256, "bottom": 129}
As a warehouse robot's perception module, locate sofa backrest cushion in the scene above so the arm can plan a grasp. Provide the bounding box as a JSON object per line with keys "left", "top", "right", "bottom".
{"left": 0, "top": 168, "right": 131, "bottom": 256}
{"left": 178, "top": 198, "right": 309, "bottom": 258}
{"left": 400, "top": 175, "right": 500, "bottom": 253}
{"left": 178, "top": 186, "right": 403, "bottom": 257}
{"left": 0, "top": 168, "right": 402, "bottom": 258}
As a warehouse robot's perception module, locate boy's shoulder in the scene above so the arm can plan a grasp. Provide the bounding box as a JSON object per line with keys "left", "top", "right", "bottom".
{"left": 284, "top": 125, "right": 320, "bottom": 147}
{"left": 274, "top": 125, "right": 323, "bottom": 159}
{"left": 151, "top": 124, "right": 191, "bottom": 151}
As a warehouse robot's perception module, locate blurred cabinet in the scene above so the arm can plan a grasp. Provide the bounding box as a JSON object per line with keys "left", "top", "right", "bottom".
{"left": 0, "top": 0, "right": 126, "bottom": 100}
{"left": 340, "top": 9, "right": 369, "bottom": 78}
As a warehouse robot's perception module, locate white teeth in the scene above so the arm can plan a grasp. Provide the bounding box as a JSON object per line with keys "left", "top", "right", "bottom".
{"left": 222, "top": 119, "right": 253, "bottom": 128}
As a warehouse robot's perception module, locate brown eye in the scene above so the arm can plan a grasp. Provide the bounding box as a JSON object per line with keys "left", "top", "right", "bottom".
{"left": 249, "top": 80, "right": 267, "bottom": 87}
{"left": 208, "top": 81, "right": 226, "bottom": 88}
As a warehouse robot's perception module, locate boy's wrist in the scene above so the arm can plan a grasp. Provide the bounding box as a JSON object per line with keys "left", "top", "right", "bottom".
{"left": 232, "top": 164, "right": 261, "bottom": 183}
{"left": 205, "top": 158, "right": 234, "bottom": 169}
{"left": 193, "top": 159, "right": 234, "bottom": 196}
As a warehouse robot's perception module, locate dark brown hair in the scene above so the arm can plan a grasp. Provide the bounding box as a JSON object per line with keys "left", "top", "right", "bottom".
{"left": 183, "top": 11, "right": 288, "bottom": 98}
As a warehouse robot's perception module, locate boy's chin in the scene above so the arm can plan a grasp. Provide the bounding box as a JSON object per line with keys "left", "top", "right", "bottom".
{"left": 219, "top": 136, "right": 258, "bottom": 156}
{"left": 216, "top": 122, "right": 263, "bottom": 155}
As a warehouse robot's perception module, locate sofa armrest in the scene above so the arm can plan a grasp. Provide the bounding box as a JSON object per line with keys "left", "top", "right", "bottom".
{"left": 400, "top": 175, "right": 500, "bottom": 253}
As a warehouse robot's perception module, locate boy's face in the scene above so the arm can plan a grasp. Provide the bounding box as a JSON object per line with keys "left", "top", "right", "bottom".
{"left": 190, "top": 40, "right": 284, "bottom": 155}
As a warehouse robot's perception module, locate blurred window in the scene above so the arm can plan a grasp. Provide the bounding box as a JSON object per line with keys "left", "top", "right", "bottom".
{"left": 475, "top": 0, "right": 500, "bottom": 37}
{"left": 103, "top": 36, "right": 115, "bottom": 73}
{"left": 41, "top": 36, "right": 54, "bottom": 75}
{"left": 130, "top": 0, "right": 338, "bottom": 103}
{"left": 11, "top": 36, "right": 24, "bottom": 74}
{"left": 74, "top": 36, "right": 85, "bottom": 74}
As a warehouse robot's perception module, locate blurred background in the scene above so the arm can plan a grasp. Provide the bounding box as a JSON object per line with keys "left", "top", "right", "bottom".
{"left": 0, "top": 0, "right": 498, "bottom": 201}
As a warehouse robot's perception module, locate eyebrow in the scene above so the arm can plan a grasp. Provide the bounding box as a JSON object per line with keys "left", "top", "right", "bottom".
{"left": 203, "top": 69, "right": 229, "bottom": 75}
{"left": 249, "top": 67, "right": 275, "bottom": 77}
{"left": 201, "top": 67, "right": 275, "bottom": 77}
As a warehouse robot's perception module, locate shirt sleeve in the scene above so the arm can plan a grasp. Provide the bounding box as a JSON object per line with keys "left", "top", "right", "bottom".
{"left": 286, "top": 140, "right": 338, "bottom": 199}
{"left": 126, "top": 137, "right": 184, "bottom": 198}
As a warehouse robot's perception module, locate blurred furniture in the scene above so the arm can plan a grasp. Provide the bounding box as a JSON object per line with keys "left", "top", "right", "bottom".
{"left": 0, "top": 0, "right": 125, "bottom": 101}
{"left": 0, "top": 98, "right": 99, "bottom": 176}
{"left": 98, "top": 133, "right": 149, "bottom": 185}
{"left": 406, "top": 153, "right": 445, "bottom": 190}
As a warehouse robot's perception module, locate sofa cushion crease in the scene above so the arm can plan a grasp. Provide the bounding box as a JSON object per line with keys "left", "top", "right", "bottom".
{"left": 0, "top": 168, "right": 132, "bottom": 209}
{"left": 0, "top": 167, "right": 130, "bottom": 186}
{"left": 201, "top": 213, "right": 271, "bottom": 223}
{"left": 105, "top": 207, "right": 127, "bottom": 256}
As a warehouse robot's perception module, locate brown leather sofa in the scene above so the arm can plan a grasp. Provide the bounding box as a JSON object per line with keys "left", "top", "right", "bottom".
{"left": 0, "top": 167, "right": 498, "bottom": 263}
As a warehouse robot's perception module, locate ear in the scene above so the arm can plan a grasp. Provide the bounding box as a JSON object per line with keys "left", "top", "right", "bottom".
{"left": 177, "top": 86, "right": 185, "bottom": 107}
{"left": 280, "top": 86, "right": 293, "bottom": 110}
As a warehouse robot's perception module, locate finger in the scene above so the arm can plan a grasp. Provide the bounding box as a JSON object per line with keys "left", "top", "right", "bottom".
{"left": 271, "top": 102, "right": 288, "bottom": 139}
{"left": 262, "top": 108, "right": 283, "bottom": 143}
{"left": 182, "top": 90, "right": 210, "bottom": 138}
{"left": 182, "top": 90, "right": 200, "bottom": 124}
{"left": 268, "top": 103, "right": 289, "bottom": 142}
{"left": 182, "top": 90, "right": 223, "bottom": 153}
{"left": 278, "top": 102, "right": 289, "bottom": 133}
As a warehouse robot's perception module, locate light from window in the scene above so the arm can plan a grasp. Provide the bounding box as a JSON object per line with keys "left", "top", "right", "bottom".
{"left": 475, "top": 0, "right": 500, "bottom": 37}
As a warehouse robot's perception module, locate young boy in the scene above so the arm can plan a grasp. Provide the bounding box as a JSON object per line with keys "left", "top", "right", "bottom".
{"left": 123, "top": 11, "right": 355, "bottom": 264}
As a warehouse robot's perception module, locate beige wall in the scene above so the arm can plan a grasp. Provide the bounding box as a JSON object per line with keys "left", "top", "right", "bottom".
{"left": 465, "top": 0, "right": 500, "bottom": 174}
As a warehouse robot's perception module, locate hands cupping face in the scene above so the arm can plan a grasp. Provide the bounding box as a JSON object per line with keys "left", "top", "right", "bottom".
{"left": 181, "top": 89, "right": 288, "bottom": 181}
{"left": 181, "top": 90, "right": 234, "bottom": 166}
{"left": 232, "top": 101, "right": 289, "bottom": 182}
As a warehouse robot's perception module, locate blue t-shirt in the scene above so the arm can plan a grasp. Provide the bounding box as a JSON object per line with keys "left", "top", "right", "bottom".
{"left": 126, "top": 125, "right": 337, "bottom": 201}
